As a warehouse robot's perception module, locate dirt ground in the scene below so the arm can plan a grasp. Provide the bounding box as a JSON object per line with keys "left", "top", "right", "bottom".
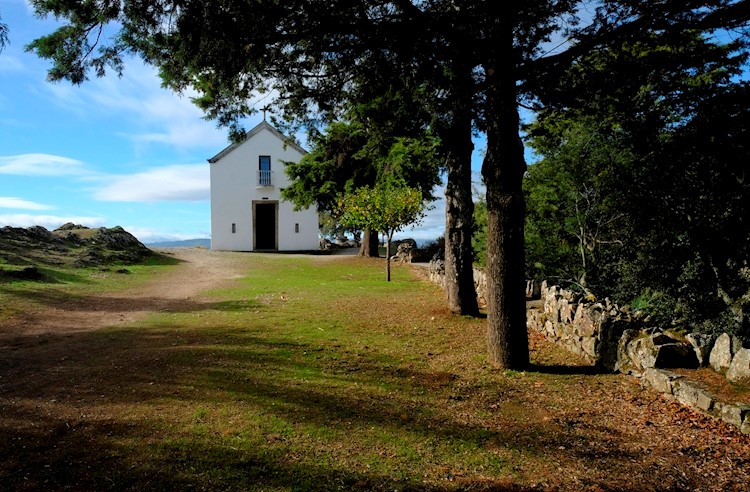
{"left": 1, "top": 248, "right": 749, "bottom": 491}
{"left": 0, "top": 248, "right": 248, "bottom": 343}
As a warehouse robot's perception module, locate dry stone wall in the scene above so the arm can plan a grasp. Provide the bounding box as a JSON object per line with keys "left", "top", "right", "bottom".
{"left": 641, "top": 368, "right": 750, "bottom": 434}
{"left": 427, "top": 259, "right": 539, "bottom": 308}
{"left": 425, "top": 261, "right": 750, "bottom": 434}
{"left": 527, "top": 282, "right": 635, "bottom": 371}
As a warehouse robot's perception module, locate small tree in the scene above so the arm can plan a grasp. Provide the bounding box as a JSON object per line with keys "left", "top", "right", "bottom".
{"left": 337, "top": 184, "right": 426, "bottom": 281}
{"left": 282, "top": 118, "right": 441, "bottom": 258}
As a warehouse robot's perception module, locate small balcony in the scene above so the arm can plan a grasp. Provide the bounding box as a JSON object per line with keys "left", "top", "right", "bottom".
{"left": 257, "top": 170, "right": 273, "bottom": 188}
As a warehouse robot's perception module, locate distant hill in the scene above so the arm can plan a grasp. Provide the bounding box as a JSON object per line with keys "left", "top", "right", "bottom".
{"left": 146, "top": 238, "right": 211, "bottom": 248}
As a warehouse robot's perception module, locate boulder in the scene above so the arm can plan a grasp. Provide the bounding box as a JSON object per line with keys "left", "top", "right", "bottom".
{"left": 26, "top": 225, "right": 53, "bottom": 241}
{"left": 571, "top": 304, "right": 599, "bottom": 337}
{"left": 392, "top": 238, "right": 417, "bottom": 250}
{"left": 74, "top": 227, "right": 152, "bottom": 266}
{"left": 726, "top": 348, "right": 750, "bottom": 384}
{"left": 720, "top": 403, "right": 750, "bottom": 428}
{"left": 709, "top": 333, "right": 738, "bottom": 373}
{"left": 393, "top": 241, "right": 414, "bottom": 263}
{"left": 615, "top": 329, "right": 645, "bottom": 375}
{"left": 685, "top": 333, "right": 716, "bottom": 367}
{"left": 641, "top": 368, "right": 681, "bottom": 394}
{"left": 672, "top": 380, "right": 717, "bottom": 412}
{"left": 55, "top": 222, "right": 85, "bottom": 231}
{"left": 625, "top": 332, "right": 699, "bottom": 373}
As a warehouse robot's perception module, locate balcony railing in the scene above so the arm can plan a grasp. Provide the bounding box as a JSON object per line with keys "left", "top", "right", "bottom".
{"left": 258, "top": 170, "right": 272, "bottom": 187}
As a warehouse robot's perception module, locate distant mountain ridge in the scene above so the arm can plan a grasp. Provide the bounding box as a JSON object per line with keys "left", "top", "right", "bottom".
{"left": 146, "top": 238, "right": 211, "bottom": 248}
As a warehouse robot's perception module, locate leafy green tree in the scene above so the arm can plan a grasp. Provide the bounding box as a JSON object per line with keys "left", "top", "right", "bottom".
{"left": 26, "top": 0, "right": 750, "bottom": 368}
{"left": 281, "top": 112, "right": 441, "bottom": 256}
{"left": 337, "top": 183, "right": 426, "bottom": 281}
{"left": 524, "top": 116, "right": 637, "bottom": 294}
{"left": 470, "top": 187, "right": 488, "bottom": 269}
{"left": 525, "top": 31, "right": 750, "bottom": 336}
{"left": 281, "top": 120, "right": 378, "bottom": 255}
{"left": 630, "top": 84, "right": 750, "bottom": 336}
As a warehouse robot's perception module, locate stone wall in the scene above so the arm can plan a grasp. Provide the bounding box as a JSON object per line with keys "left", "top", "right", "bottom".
{"left": 424, "top": 261, "right": 750, "bottom": 434}
{"left": 426, "top": 260, "right": 749, "bottom": 380}
{"left": 427, "top": 259, "right": 540, "bottom": 308}
{"left": 526, "top": 281, "right": 633, "bottom": 371}
{"left": 641, "top": 368, "right": 750, "bottom": 434}
{"left": 528, "top": 282, "right": 750, "bottom": 382}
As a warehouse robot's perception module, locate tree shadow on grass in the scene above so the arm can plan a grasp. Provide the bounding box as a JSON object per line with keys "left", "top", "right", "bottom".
{"left": 143, "top": 250, "right": 187, "bottom": 266}
{"left": 0, "top": 250, "right": 184, "bottom": 287}
{"left": 0, "top": 324, "right": 739, "bottom": 492}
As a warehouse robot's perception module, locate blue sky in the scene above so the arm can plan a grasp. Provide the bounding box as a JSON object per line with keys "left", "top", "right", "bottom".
{"left": 0, "top": 1, "right": 485, "bottom": 244}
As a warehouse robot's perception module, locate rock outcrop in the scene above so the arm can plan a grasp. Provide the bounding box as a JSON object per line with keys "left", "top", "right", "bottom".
{"left": 0, "top": 224, "right": 153, "bottom": 272}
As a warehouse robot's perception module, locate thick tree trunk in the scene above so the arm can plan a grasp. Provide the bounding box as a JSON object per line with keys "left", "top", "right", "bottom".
{"left": 444, "top": 151, "right": 479, "bottom": 315}
{"left": 481, "top": 47, "right": 529, "bottom": 369}
{"left": 358, "top": 228, "right": 380, "bottom": 257}
{"left": 442, "top": 62, "right": 479, "bottom": 315}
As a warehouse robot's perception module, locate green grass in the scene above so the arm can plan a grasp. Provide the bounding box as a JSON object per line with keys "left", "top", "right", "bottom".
{"left": 0, "top": 252, "right": 678, "bottom": 491}
{"left": 0, "top": 251, "right": 182, "bottom": 322}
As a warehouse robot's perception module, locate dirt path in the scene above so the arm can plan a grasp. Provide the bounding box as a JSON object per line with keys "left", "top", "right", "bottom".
{"left": 0, "top": 248, "right": 249, "bottom": 342}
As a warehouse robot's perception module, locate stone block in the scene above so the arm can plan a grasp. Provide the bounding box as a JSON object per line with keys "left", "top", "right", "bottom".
{"left": 544, "top": 319, "right": 555, "bottom": 337}
{"left": 709, "top": 333, "right": 735, "bottom": 373}
{"left": 726, "top": 348, "right": 750, "bottom": 384}
{"left": 685, "top": 333, "right": 715, "bottom": 367}
{"left": 580, "top": 337, "right": 597, "bottom": 359}
{"left": 628, "top": 336, "right": 658, "bottom": 371}
{"left": 573, "top": 308, "right": 597, "bottom": 338}
{"left": 641, "top": 368, "right": 681, "bottom": 394}
{"left": 672, "top": 380, "right": 716, "bottom": 412}
{"left": 720, "top": 403, "right": 750, "bottom": 429}
{"left": 559, "top": 298, "right": 572, "bottom": 324}
{"left": 614, "top": 329, "right": 641, "bottom": 374}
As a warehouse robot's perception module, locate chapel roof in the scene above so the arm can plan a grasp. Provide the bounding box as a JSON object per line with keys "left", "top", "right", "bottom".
{"left": 207, "top": 120, "right": 307, "bottom": 163}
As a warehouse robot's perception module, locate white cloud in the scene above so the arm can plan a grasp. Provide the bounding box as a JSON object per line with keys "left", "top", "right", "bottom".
{"left": 0, "top": 153, "right": 87, "bottom": 176}
{"left": 40, "top": 59, "right": 229, "bottom": 151}
{"left": 120, "top": 120, "right": 228, "bottom": 150}
{"left": 0, "top": 117, "right": 34, "bottom": 129}
{"left": 93, "top": 164, "right": 209, "bottom": 202}
{"left": 0, "top": 197, "right": 54, "bottom": 210}
{"left": 0, "top": 55, "right": 26, "bottom": 73}
{"left": 0, "top": 214, "right": 105, "bottom": 230}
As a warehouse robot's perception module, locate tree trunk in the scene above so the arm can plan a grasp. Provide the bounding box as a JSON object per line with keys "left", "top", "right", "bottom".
{"left": 385, "top": 232, "right": 392, "bottom": 281}
{"left": 442, "top": 60, "right": 479, "bottom": 315}
{"left": 481, "top": 41, "right": 529, "bottom": 370}
{"left": 358, "top": 228, "right": 380, "bottom": 257}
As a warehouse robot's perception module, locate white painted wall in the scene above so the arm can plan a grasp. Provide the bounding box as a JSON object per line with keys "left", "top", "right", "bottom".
{"left": 209, "top": 123, "right": 319, "bottom": 251}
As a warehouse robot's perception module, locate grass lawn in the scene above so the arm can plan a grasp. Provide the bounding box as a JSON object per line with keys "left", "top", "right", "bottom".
{"left": 1, "top": 252, "right": 748, "bottom": 491}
